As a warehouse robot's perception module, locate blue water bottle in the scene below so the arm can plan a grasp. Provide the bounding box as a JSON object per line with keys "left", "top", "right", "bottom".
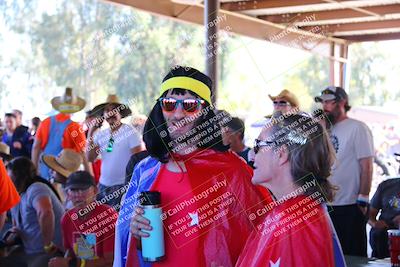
{"left": 140, "top": 191, "right": 165, "bottom": 262}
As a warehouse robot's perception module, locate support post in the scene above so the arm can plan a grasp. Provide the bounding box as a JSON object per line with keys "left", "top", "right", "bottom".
{"left": 204, "top": 0, "right": 219, "bottom": 106}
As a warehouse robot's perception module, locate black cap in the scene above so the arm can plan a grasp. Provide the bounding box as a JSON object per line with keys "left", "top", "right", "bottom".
{"left": 65, "top": 171, "right": 96, "bottom": 190}
{"left": 315, "top": 86, "right": 348, "bottom": 103}
{"left": 139, "top": 191, "right": 161, "bottom": 205}
{"left": 225, "top": 117, "right": 245, "bottom": 132}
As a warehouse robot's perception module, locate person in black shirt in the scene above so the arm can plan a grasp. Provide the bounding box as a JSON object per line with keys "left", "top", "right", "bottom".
{"left": 368, "top": 178, "right": 400, "bottom": 258}
{"left": 221, "top": 116, "right": 251, "bottom": 165}
{"left": 2, "top": 113, "right": 32, "bottom": 158}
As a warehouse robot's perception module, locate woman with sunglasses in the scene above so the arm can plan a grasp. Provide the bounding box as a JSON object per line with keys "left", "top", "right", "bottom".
{"left": 114, "top": 66, "right": 271, "bottom": 267}
{"left": 236, "top": 112, "right": 345, "bottom": 267}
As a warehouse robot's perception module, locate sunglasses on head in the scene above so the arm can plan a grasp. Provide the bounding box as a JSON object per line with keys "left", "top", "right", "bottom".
{"left": 321, "top": 89, "right": 336, "bottom": 95}
{"left": 159, "top": 97, "right": 205, "bottom": 113}
{"left": 254, "top": 139, "right": 277, "bottom": 154}
{"left": 273, "top": 100, "right": 290, "bottom": 106}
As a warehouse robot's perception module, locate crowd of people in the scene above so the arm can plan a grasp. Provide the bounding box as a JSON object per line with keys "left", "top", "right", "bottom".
{"left": 0, "top": 65, "right": 398, "bottom": 267}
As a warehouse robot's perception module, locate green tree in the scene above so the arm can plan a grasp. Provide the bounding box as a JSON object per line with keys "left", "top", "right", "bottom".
{"left": 282, "top": 54, "right": 329, "bottom": 111}
{"left": 1, "top": 0, "right": 209, "bottom": 114}
{"left": 348, "top": 42, "right": 388, "bottom": 106}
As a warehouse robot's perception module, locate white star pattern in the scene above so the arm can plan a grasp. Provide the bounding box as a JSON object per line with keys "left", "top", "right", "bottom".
{"left": 189, "top": 212, "right": 199, "bottom": 226}
{"left": 270, "top": 258, "right": 280, "bottom": 267}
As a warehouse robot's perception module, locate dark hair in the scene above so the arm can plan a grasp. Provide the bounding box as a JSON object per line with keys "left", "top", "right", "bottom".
{"left": 269, "top": 112, "right": 336, "bottom": 202}
{"left": 31, "top": 117, "right": 41, "bottom": 127}
{"left": 6, "top": 157, "right": 61, "bottom": 201}
{"left": 143, "top": 66, "right": 228, "bottom": 162}
{"left": 226, "top": 117, "right": 245, "bottom": 141}
{"left": 4, "top": 113, "right": 16, "bottom": 119}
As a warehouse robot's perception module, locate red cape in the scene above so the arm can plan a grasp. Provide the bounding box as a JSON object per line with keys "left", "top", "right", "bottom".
{"left": 126, "top": 149, "right": 273, "bottom": 267}
{"left": 236, "top": 195, "right": 335, "bottom": 267}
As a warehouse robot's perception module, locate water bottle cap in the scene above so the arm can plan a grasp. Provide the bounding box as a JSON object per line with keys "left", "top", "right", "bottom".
{"left": 140, "top": 191, "right": 161, "bottom": 205}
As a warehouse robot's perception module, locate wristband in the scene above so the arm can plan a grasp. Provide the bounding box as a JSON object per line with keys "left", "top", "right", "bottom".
{"left": 357, "top": 194, "right": 369, "bottom": 203}
{"left": 356, "top": 200, "right": 368, "bottom": 207}
{"left": 357, "top": 194, "right": 369, "bottom": 207}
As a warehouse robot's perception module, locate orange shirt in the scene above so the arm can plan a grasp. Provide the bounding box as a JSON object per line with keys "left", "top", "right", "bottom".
{"left": 36, "top": 113, "right": 86, "bottom": 152}
{"left": 0, "top": 160, "right": 20, "bottom": 213}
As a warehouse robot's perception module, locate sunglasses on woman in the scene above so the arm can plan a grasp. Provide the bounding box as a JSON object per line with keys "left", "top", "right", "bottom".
{"left": 159, "top": 97, "right": 205, "bottom": 113}
{"left": 254, "top": 139, "right": 277, "bottom": 154}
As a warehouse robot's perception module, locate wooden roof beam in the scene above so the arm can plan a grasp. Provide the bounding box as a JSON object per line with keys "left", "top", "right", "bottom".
{"left": 300, "top": 19, "right": 400, "bottom": 33}
{"left": 105, "top": 0, "right": 348, "bottom": 59}
{"left": 221, "top": 0, "right": 325, "bottom": 12}
{"left": 258, "top": 4, "right": 400, "bottom": 25}
{"left": 340, "top": 31, "right": 400, "bottom": 41}
{"left": 222, "top": 0, "right": 400, "bottom": 14}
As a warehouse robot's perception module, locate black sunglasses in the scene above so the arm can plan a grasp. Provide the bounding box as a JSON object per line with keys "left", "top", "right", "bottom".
{"left": 273, "top": 100, "right": 290, "bottom": 106}
{"left": 254, "top": 139, "right": 277, "bottom": 154}
{"left": 159, "top": 97, "right": 205, "bottom": 113}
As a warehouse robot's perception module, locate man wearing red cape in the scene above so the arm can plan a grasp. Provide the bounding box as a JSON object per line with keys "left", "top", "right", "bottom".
{"left": 114, "top": 66, "right": 272, "bottom": 267}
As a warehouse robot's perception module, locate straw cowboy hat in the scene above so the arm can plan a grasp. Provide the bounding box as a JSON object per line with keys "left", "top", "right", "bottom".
{"left": 91, "top": 94, "right": 132, "bottom": 118}
{"left": 42, "top": 149, "right": 82, "bottom": 183}
{"left": 268, "top": 89, "right": 300, "bottom": 108}
{"left": 51, "top": 87, "right": 86, "bottom": 114}
{"left": 0, "top": 142, "right": 12, "bottom": 162}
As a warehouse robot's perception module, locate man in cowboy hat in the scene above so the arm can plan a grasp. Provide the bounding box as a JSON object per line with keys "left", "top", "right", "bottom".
{"left": 32, "top": 87, "right": 91, "bottom": 181}
{"left": 42, "top": 148, "right": 83, "bottom": 208}
{"left": 42, "top": 148, "right": 83, "bottom": 185}
{"left": 87, "top": 94, "right": 143, "bottom": 209}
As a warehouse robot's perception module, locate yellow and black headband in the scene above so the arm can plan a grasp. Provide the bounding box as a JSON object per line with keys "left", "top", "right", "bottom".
{"left": 160, "top": 76, "right": 212, "bottom": 106}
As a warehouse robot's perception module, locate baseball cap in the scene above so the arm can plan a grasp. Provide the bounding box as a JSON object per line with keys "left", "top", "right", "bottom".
{"left": 65, "top": 171, "right": 96, "bottom": 190}
{"left": 315, "top": 86, "right": 348, "bottom": 103}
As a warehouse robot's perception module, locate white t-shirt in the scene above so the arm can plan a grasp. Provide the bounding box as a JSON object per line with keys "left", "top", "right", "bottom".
{"left": 329, "top": 118, "right": 374, "bottom": 206}
{"left": 93, "top": 124, "right": 141, "bottom": 186}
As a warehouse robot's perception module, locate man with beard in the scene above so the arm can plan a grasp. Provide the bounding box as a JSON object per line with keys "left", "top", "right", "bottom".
{"left": 315, "top": 86, "right": 374, "bottom": 256}
{"left": 113, "top": 66, "right": 271, "bottom": 267}
{"left": 87, "top": 95, "right": 143, "bottom": 209}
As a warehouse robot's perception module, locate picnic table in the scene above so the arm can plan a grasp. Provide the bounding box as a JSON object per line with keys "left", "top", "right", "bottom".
{"left": 345, "top": 256, "right": 391, "bottom": 266}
